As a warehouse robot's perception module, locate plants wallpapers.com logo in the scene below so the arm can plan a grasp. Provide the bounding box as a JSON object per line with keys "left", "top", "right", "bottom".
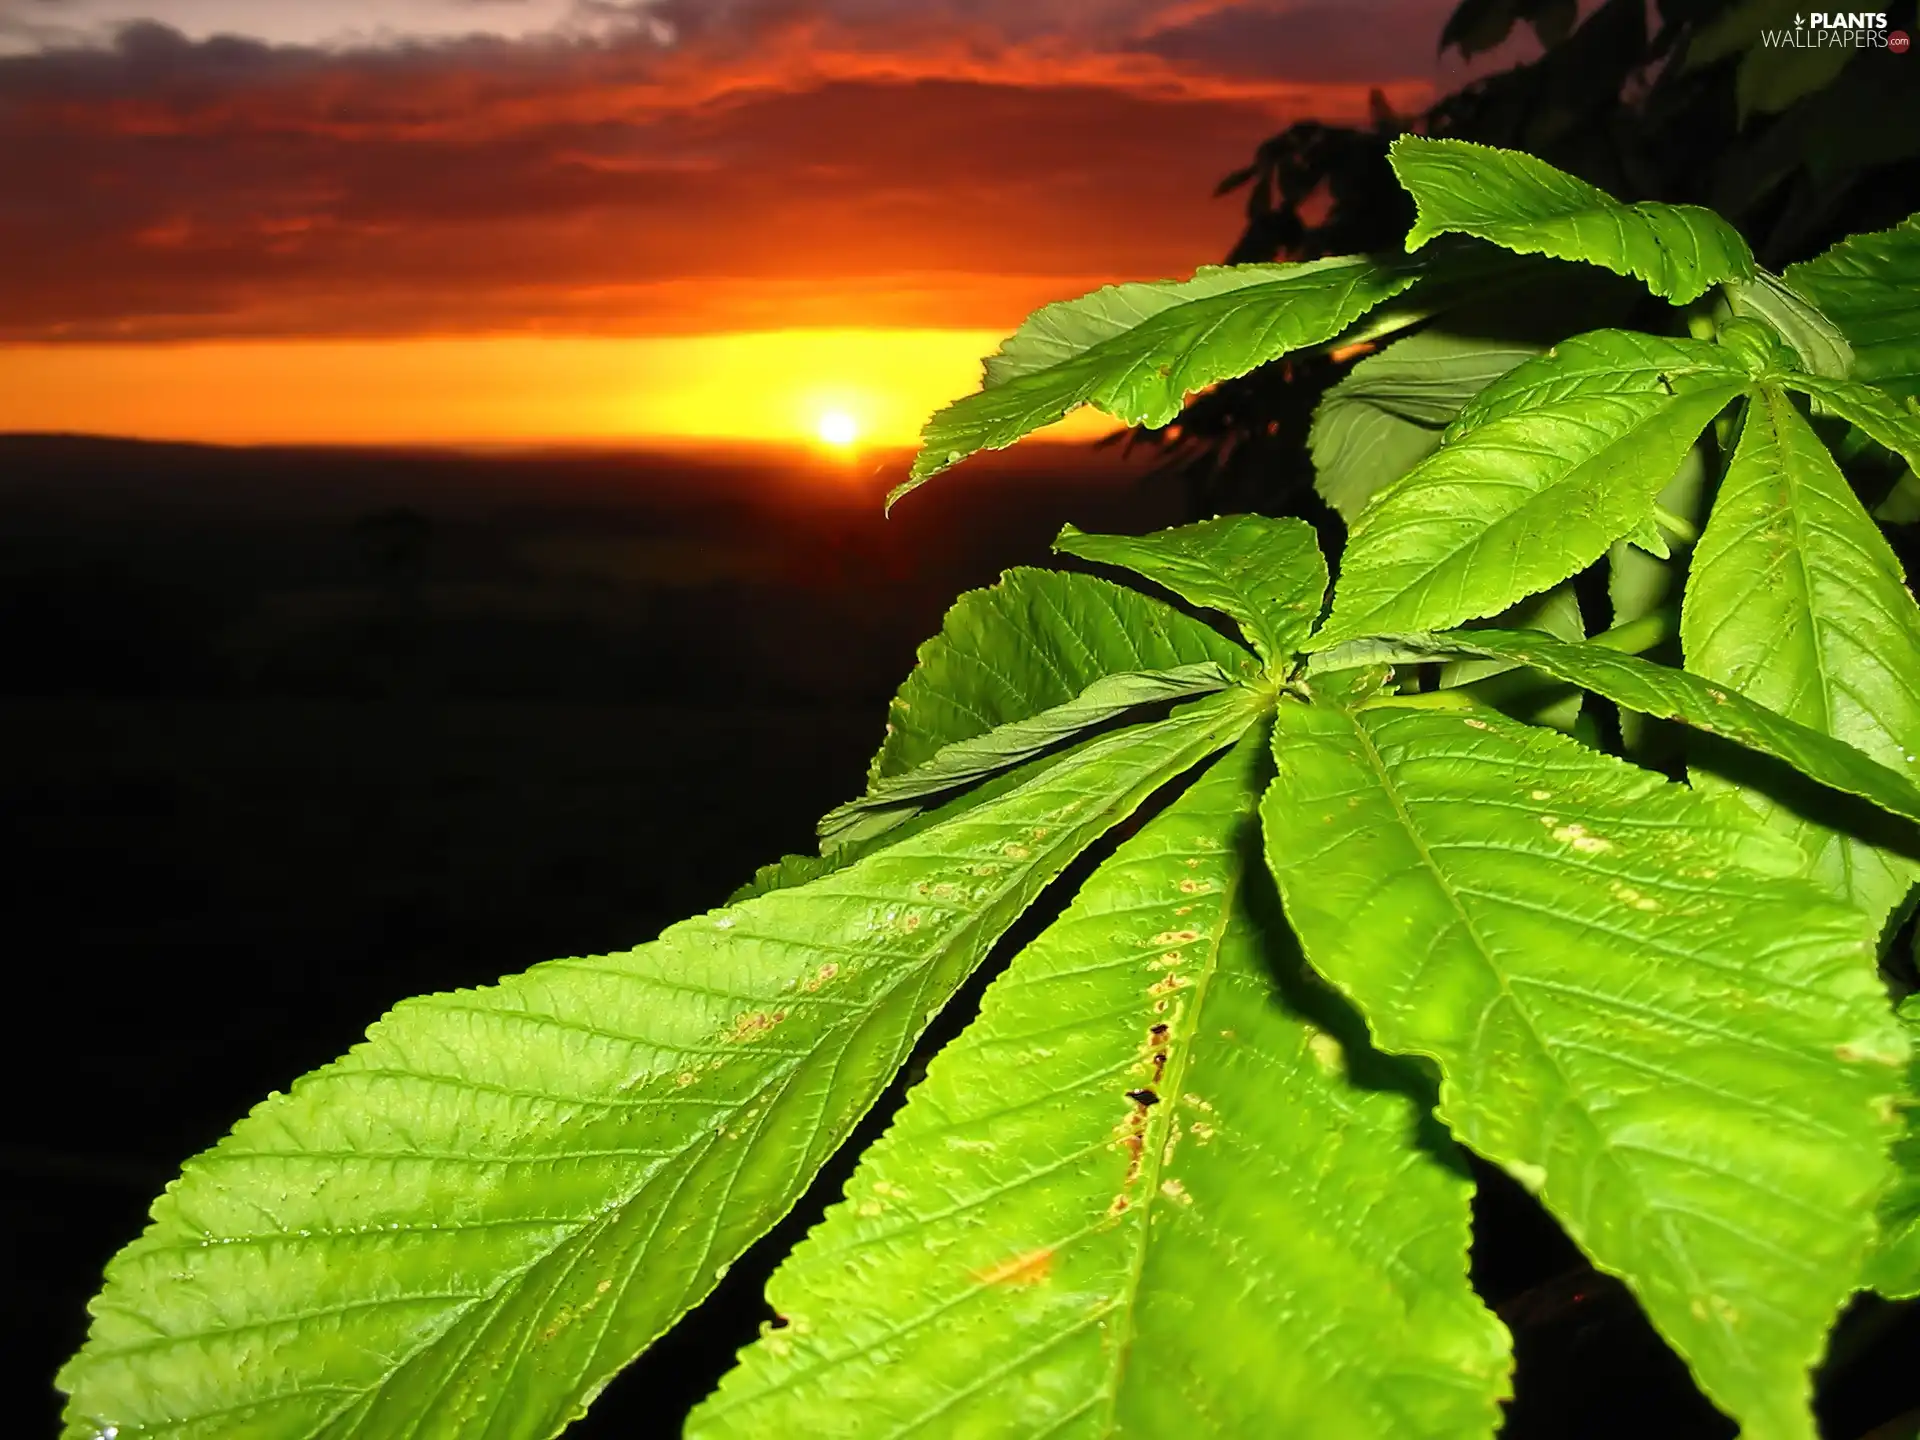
{"left": 1765, "top": 11, "right": 1911, "bottom": 47}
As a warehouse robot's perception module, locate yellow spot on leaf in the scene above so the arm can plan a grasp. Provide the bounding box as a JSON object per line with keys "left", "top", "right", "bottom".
{"left": 723, "top": 1010, "right": 788, "bottom": 1044}
{"left": 1544, "top": 818, "right": 1612, "bottom": 853}
{"left": 1609, "top": 882, "right": 1659, "bottom": 912}
{"left": 1308, "top": 1031, "right": 1344, "bottom": 1073}
{"left": 975, "top": 1246, "right": 1056, "bottom": 1287}
{"left": 1837, "top": 1039, "right": 1906, "bottom": 1067}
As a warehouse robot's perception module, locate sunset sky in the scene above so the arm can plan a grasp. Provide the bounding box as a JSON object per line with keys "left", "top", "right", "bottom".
{"left": 0, "top": 0, "right": 1531, "bottom": 446}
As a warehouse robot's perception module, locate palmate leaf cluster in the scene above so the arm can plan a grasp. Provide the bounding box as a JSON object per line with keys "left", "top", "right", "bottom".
{"left": 57, "top": 139, "right": 1920, "bottom": 1438}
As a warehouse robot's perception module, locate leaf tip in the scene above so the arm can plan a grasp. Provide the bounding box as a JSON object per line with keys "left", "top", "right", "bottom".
{"left": 897, "top": 427, "right": 973, "bottom": 507}
{"left": 885, "top": 472, "right": 929, "bottom": 513}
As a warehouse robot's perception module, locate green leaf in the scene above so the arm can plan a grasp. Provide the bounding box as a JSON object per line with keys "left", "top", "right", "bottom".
{"left": 1734, "top": 42, "right": 1855, "bottom": 123}
{"left": 1685, "top": 0, "right": 1857, "bottom": 123}
{"left": 1301, "top": 636, "right": 1462, "bottom": 680}
{"left": 58, "top": 690, "right": 1265, "bottom": 1440}
{"left": 1388, "top": 136, "right": 1754, "bottom": 304}
{"left": 1785, "top": 213, "right": 1920, "bottom": 400}
{"left": 1682, "top": 386, "right": 1920, "bottom": 923}
{"left": 1682, "top": 0, "right": 1785, "bottom": 68}
{"left": 1880, "top": 469, "right": 1920, "bottom": 525}
{"left": 1867, "top": 995, "right": 1920, "bottom": 1299}
{"left": 820, "top": 662, "right": 1234, "bottom": 850}
{"left": 1527, "top": 0, "right": 1575, "bottom": 45}
{"left": 976, "top": 258, "right": 1370, "bottom": 390}
{"left": 898, "top": 258, "right": 1419, "bottom": 496}
{"left": 1439, "top": 0, "right": 1524, "bottom": 56}
{"left": 1725, "top": 271, "right": 1853, "bottom": 379}
{"left": 1610, "top": 447, "right": 1711, "bottom": 755}
{"left": 1624, "top": 513, "right": 1671, "bottom": 560}
{"left": 1444, "top": 330, "right": 1748, "bottom": 438}
{"left": 693, "top": 733, "right": 1511, "bottom": 1439}
{"left": 1362, "top": 629, "right": 1920, "bottom": 831}
{"left": 871, "top": 567, "right": 1252, "bottom": 783}
{"left": 1300, "top": 243, "right": 1554, "bottom": 356}
{"left": 1440, "top": 0, "right": 1574, "bottom": 55}
{"left": 764, "top": 744, "right": 1138, "bottom": 896}
{"left": 730, "top": 852, "right": 840, "bottom": 903}
{"left": 1309, "top": 329, "right": 1541, "bottom": 523}
{"left": 1779, "top": 371, "right": 1920, "bottom": 475}
{"left": 1611, "top": 447, "right": 1709, "bottom": 628}
{"left": 1437, "top": 582, "right": 1587, "bottom": 732}
{"left": 1054, "top": 515, "right": 1328, "bottom": 667}
{"left": 1262, "top": 701, "right": 1906, "bottom": 1439}
{"left": 1313, "top": 331, "right": 1747, "bottom": 648}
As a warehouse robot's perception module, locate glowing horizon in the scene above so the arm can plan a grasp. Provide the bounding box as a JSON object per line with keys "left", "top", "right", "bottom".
{"left": 0, "top": 330, "right": 1121, "bottom": 450}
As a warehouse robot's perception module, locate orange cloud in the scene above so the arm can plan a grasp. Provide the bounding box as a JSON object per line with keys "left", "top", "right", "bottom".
{"left": 0, "top": 4, "right": 1489, "bottom": 344}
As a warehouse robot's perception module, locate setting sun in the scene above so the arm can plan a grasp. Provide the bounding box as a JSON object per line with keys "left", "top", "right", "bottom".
{"left": 816, "top": 410, "right": 860, "bottom": 447}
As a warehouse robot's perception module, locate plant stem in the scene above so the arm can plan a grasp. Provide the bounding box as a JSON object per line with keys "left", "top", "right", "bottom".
{"left": 1366, "top": 686, "right": 1485, "bottom": 710}
{"left": 1652, "top": 504, "right": 1699, "bottom": 545}
{"left": 1590, "top": 604, "right": 1677, "bottom": 655}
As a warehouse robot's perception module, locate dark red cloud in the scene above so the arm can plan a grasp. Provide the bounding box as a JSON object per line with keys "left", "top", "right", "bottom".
{"left": 0, "top": 2, "right": 1491, "bottom": 341}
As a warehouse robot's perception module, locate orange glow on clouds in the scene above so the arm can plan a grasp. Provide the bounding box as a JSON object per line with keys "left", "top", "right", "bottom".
{"left": 0, "top": 5, "right": 1519, "bottom": 446}
{"left": 0, "top": 331, "right": 1120, "bottom": 449}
